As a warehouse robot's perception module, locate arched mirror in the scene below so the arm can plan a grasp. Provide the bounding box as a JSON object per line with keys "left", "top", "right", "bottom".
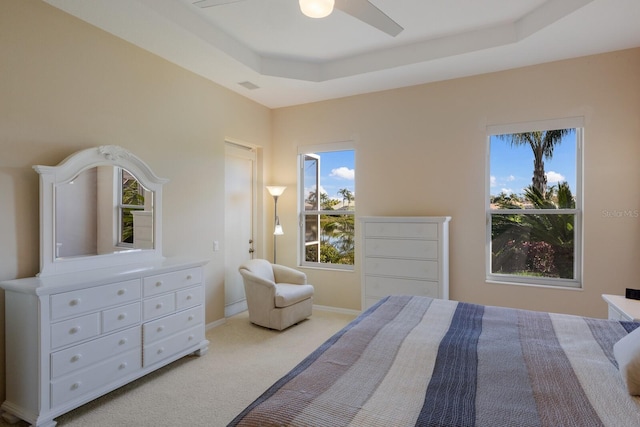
{"left": 35, "top": 145, "right": 168, "bottom": 276}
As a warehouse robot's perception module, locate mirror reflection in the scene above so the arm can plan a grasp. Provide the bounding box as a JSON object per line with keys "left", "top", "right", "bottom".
{"left": 55, "top": 166, "right": 154, "bottom": 258}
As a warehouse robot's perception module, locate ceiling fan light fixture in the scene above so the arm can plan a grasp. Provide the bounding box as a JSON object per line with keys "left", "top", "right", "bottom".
{"left": 299, "top": 0, "right": 334, "bottom": 19}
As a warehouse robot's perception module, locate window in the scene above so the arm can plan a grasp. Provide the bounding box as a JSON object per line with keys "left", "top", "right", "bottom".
{"left": 487, "top": 118, "right": 583, "bottom": 288}
{"left": 299, "top": 143, "right": 355, "bottom": 270}
{"left": 118, "top": 168, "right": 146, "bottom": 246}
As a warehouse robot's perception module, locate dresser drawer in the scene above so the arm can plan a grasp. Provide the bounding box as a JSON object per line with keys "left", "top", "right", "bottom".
{"left": 365, "top": 276, "right": 440, "bottom": 299}
{"left": 143, "top": 267, "right": 202, "bottom": 297}
{"left": 143, "top": 325, "right": 203, "bottom": 367}
{"left": 143, "top": 306, "right": 203, "bottom": 345}
{"left": 51, "top": 313, "right": 100, "bottom": 350}
{"left": 50, "top": 279, "right": 141, "bottom": 320}
{"left": 102, "top": 302, "right": 141, "bottom": 334}
{"left": 51, "top": 327, "right": 141, "bottom": 379}
{"left": 365, "top": 239, "right": 438, "bottom": 259}
{"left": 364, "top": 258, "right": 438, "bottom": 280}
{"left": 176, "top": 286, "right": 203, "bottom": 311}
{"left": 51, "top": 349, "right": 141, "bottom": 407}
{"left": 364, "top": 222, "right": 437, "bottom": 239}
{"left": 143, "top": 293, "right": 176, "bottom": 321}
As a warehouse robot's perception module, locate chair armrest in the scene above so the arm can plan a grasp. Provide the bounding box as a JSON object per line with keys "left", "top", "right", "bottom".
{"left": 272, "top": 264, "right": 307, "bottom": 285}
{"left": 238, "top": 269, "right": 277, "bottom": 290}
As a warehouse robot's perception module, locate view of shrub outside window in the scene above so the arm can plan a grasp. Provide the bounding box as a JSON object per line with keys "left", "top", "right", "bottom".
{"left": 300, "top": 148, "right": 355, "bottom": 269}
{"left": 119, "top": 168, "right": 146, "bottom": 246}
{"left": 488, "top": 121, "right": 582, "bottom": 287}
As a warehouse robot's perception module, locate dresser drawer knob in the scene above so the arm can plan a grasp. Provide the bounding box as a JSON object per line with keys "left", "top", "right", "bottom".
{"left": 70, "top": 354, "right": 82, "bottom": 363}
{"left": 156, "top": 303, "right": 163, "bottom": 310}
{"left": 157, "top": 347, "right": 164, "bottom": 355}
{"left": 119, "top": 362, "right": 128, "bottom": 370}
{"left": 117, "top": 289, "right": 126, "bottom": 296}
{"left": 186, "top": 274, "right": 193, "bottom": 280}
{"left": 69, "top": 298, "right": 81, "bottom": 307}
{"left": 188, "top": 334, "right": 194, "bottom": 341}
{"left": 155, "top": 281, "right": 163, "bottom": 287}
{"left": 69, "top": 326, "right": 81, "bottom": 335}
{"left": 118, "top": 313, "right": 127, "bottom": 321}
{"left": 186, "top": 294, "right": 193, "bottom": 301}
{"left": 70, "top": 382, "right": 81, "bottom": 391}
{"left": 119, "top": 338, "right": 128, "bottom": 345}
{"left": 188, "top": 315, "right": 194, "bottom": 322}
{"left": 157, "top": 326, "right": 164, "bottom": 333}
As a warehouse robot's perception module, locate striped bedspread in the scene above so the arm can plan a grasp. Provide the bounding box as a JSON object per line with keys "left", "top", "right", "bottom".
{"left": 229, "top": 295, "right": 640, "bottom": 426}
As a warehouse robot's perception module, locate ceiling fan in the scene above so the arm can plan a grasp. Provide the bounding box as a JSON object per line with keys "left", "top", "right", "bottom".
{"left": 192, "top": 0, "right": 404, "bottom": 37}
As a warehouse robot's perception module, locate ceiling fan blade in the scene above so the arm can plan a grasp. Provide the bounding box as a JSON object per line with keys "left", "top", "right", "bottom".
{"left": 335, "top": 0, "right": 403, "bottom": 37}
{"left": 193, "top": 0, "right": 247, "bottom": 8}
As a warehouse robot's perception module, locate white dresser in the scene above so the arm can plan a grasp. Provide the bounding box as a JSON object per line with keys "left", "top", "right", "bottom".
{"left": 361, "top": 216, "right": 451, "bottom": 310}
{"left": 0, "top": 258, "right": 208, "bottom": 427}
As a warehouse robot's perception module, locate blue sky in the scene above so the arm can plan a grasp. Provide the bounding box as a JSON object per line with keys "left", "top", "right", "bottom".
{"left": 317, "top": 150, "right": 355, "bottom": 200}
{"left": 490, "top": 131, "right": 576, "bottom": 198}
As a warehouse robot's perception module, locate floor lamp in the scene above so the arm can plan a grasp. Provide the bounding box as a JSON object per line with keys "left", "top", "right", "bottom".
{"left": 266, "top": 186, "right": 286, "bottom": 263}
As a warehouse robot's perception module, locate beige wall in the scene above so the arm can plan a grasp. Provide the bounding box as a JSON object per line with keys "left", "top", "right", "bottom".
{"left": 272, "top": 48, "right": 640, "bottom": 318}
{"left": 0, "top": 0, "right": 272, "bottom": 401}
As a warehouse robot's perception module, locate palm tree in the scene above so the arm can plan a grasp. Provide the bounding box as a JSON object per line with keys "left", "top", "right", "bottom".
{"left": 497, "top": 129, "right": 573, "bottom": 197}
{"left": 337, "top": 188, "right": 354, "bottom": 208}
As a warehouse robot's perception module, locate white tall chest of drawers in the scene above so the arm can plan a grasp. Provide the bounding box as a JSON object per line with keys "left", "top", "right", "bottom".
{"left": 361, "top": 216, "right": 451, "bottom": 310}
{"left": 0, "top": 258, "right": 208, "bottom": 427}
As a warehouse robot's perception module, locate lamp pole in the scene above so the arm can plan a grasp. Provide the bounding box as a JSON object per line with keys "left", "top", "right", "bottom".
{"left": 266, "top": 186, "right": 286, "bottom": 264}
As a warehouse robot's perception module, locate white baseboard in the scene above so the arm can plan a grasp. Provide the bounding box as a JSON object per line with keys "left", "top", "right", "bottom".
{"left": 313, "top": 304, "right": 360, "bottom": 316}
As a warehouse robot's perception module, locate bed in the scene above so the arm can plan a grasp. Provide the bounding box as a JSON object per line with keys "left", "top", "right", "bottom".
{"left": 229, "top": 295, "right": 640, "bottom": 426}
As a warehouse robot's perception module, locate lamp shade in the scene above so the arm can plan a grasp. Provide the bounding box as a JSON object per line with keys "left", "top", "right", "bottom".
{"left": 274, "top": 224, "right": 284, "bottom": 235}
{"left": 266, "top": 186, "right": 286, "bottom": 197}
{"left": 299, "top": 0, "right": 334, "bottom": 19}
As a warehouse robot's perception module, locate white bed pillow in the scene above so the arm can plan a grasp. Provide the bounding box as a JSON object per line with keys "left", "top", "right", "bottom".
{"left": 614, "top": 326, "right": 640, "bottom": 395}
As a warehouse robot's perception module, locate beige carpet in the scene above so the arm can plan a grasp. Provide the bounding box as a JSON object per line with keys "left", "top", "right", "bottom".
{"left": 1, "top": 309, "right": 356, "bottom": 427}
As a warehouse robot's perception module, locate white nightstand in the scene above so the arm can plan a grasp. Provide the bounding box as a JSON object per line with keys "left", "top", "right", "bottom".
{"left": 602, "top": 294, "right": 640, "bottom": 321}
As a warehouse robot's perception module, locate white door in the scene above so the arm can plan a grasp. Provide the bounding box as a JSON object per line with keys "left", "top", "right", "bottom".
{"left": 225, "top": 142, "right": 256, "bottom": 317}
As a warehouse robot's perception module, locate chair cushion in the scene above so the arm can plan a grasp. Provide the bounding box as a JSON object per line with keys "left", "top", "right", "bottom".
{"left": 274, "top": 283, "right": 314, "bottom": 308}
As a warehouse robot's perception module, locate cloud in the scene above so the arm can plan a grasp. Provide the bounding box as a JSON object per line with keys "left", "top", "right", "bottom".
{"left": 507, "top": 175, "right": 515, "bottom": 182}
{"left": 330, "top": 167, "right": 354, "bottom": 180}
{"left": 546, "top": 171, "right": 565, "bottom": 184}
{"left": 490, "top": 176, "right": 496, "bottom": 187}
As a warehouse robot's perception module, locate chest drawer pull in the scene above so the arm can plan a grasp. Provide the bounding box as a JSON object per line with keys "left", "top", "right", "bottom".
{"left": 157, "top": 326, "right": 164, "bottom": 333}
{"left": 187, "top": 274, "right": 193, "bottom": 280}
{"left": 117, "top": 313, "right": 127, "bottom": 321}
{"left": 157, "top": 347, "right": 164, "bottom": 355}
{"left": 69, "top": 298, "right": 81, "bottom": 307}
{"left": 70, "top": 382, "right": 81, "bottom": 391}
{"left": 70, "top": 354, "right": 82, "bottom": 363}
{"left": 119, "top": 362, "right": 128, "bottom": 370}
{"left": 188, "top": 334, "right": 194, "bottom": 341}
{"left": 155, "top": 281, "right": 163, "bottom": 288}
{"left": 117, "top": 289, "right": 126, "bottom": 296}
{"left": 119, "top": 338, "right": 128, "bottom": 346}
{"left": 156, "top": 303, "right": 163, "bottom": 310}
{"left": 188, "top": 315, "right": 194, "bottom": 321}
{"left": 69, "top": 326, "right": 81, "bottom": 335}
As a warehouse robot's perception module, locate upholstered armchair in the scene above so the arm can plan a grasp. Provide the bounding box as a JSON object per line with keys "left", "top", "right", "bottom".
{"left": 238, "top": 259, "right": 314, "bottom": 331}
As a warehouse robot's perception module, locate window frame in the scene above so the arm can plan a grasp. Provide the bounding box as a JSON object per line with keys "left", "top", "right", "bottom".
{"left": 486, "top": 117, "right": 584, "bottom": 288}
{"left": 298, "top": 141, "right": 355, "bottom": 271}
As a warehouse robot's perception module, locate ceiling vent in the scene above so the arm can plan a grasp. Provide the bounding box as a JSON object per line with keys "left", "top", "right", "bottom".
{"left": 238, "top": 81, "right": 260, "bottom": 90}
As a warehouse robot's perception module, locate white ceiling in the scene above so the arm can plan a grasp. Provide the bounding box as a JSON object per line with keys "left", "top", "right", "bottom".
{"left": 43, "top": 0, "right": 640, "bottom": 108}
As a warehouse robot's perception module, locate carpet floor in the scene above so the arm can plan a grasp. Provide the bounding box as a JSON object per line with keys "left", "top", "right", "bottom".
{"left": 1, "top": 309, "right": 356, "bottom": 427}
